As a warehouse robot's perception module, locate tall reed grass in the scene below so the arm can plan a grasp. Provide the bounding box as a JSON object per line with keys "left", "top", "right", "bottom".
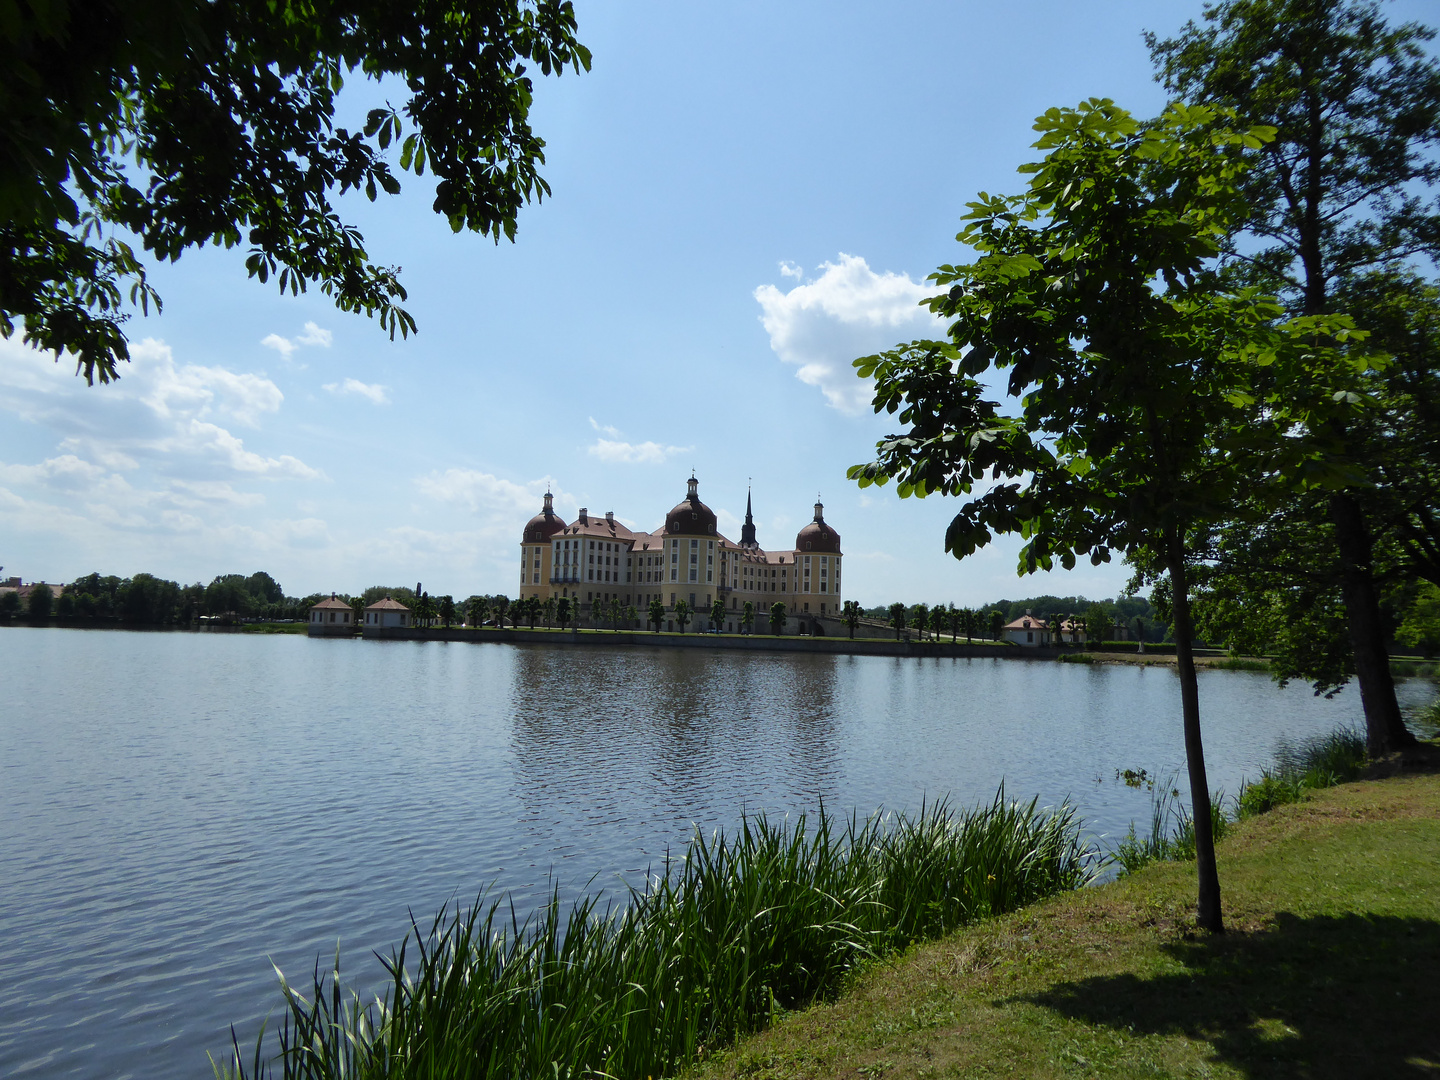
{"left": 1112, "top": 726, "right": 1368, "bottom": 876}
{"left": 215, "top": 793, "right": 1095, "bottom": 1080}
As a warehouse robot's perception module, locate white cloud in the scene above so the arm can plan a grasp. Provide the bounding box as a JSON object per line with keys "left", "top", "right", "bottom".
{"left": 754, "top": 253, "right": 944, "bottom": 413}
{"left": 779, "top": 260, "right": 804, "bottom": 280}
{"left": 297, "top": 322, "right": 333, "bottom": 348}
{"left": 588, "top": 416, "right": 622, "bottom": 438}
{"left": 260, "top": 333, "right": 297, "bottom": 360}
{"left": 0, "top": 336, "right": 320, "bottom": 557}
{"left": 263, "top": 321, "right": 333, "bottom": 360}
{"left": 323, "top": 377, "right": 390, "bottom": 405}
{"left": 416, "top": 468, "right": 568, "bottom": 528}
{"left": 588, "top": 438, "right": 692, "bottom": 465}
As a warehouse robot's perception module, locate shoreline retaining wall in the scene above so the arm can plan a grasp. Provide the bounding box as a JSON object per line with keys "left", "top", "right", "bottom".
{"left": 355, "top": 625, "right": 1058, "bottom": 659}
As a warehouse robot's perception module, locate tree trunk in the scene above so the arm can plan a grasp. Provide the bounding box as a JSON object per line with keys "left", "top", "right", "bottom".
{"left": 1330, "top": 492, "right": 1416, "bottom": 757}
{"left": 1166, "top": 527, "right": 1223, "bottom": 933}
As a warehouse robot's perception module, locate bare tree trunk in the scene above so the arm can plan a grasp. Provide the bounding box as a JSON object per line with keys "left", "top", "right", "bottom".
{"left": 1167, "top": 527, "right": 1223, "bottom": 933}
{"left": 1330, "top": 492, "right": 1417, "bottom": 757}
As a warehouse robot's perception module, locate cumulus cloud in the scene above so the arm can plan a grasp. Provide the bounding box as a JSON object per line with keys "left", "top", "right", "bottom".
{"left": 0, "top": 338, "right": 310, "bottom": 471}
{"left": 583, "top": 418, "right": 690, "bottom": 465}
{"left": 323, "top": 377, "right": 390, "bottom": 405}
{"left": 296, "top": 322, "right": 333, "bottom": 348}
{"left": 263, "top": 321, "right": 333, "bottom": 360}
{"left": 588, "top": 439, "right": 691, "bottom": 465}
{"left": 416, "top": 468, "right": 565, "bottom": 520}
{"left": 779, "top": 260, "right": 804, "bottom": 280}
{"left": 754, "top": 253, "right": 944, "bottom": 413}
{"left": 260, "top": 333, "right": 297, "bottom": 360}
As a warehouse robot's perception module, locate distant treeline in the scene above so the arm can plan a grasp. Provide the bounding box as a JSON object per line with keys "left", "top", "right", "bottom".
{"left": 1, "top": 571, "right": 327, "bottom": 624}
{"left": 857, "top": 594, "right": 1167, "bottom": 643}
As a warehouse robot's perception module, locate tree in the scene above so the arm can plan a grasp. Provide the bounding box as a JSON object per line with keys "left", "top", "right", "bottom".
{"left": 1396, "top": 583, "right": 1440, "bottom": 656}
{"left": 624, "top": 603, "right": 637, "bottom": 630}
{"left": 607, "top": 597, "right": 621, "bottom": 629}
{"left": 848, "top": 99, "right": 1369, "bottom": 932}
{"left": 888, "top": 602, "right": 907, "bottom": 639}
{"left": 556, "top": 596, "right": 571, "bottom": 628}
{"left": 542, "top": 595, "right": 557, "bottom": 629}
{"left": 909, "top": 603, "right": 930, "bottom": 640}
{"left": 1147, "top": 0, "right": 1440, "bottom": 755}
{"left": 674, "top": 599, "right": 692, "bottom": 633}
{"left": 437, "top": 595, "right": 455, "bottom": 629}
{"left": 465, "top": 595, "right": 489, "bottom": 628}
{"left": 710, "top": 597, "right": 726, "bottom": 632}
{"left": 741, "top": 600, "right": 756, "bottom": 635}
{"left": 412, "top": 590, "right": 437, "bottom": 628}
{"left": 648, "top": 596, "right": 665, "bottom": 632}
{"left": 492, "top": 594, "right": 510, "bottom": 630}
{"left": 3, "top": 0, "right": 591, "bottom": 385}
{"left": 0, "top": 591, "right": 19, "bottom": 617}
{"left": 769, "top": 601, "right": 787, "bottom": 635}
{"left": 988, "top": 609, "right": 1005, "bottom": 642}
{"left": 1084, "top": 603, "right": 1110, "bottom": 645}
{"left": 26, "top": 584, "right": 53, "bottom": 619}
{"left": 929, "top": 604, "right": 947, "bottom": 640}
{"left": 843, "top": 599, "right": 862, "bottom": 639}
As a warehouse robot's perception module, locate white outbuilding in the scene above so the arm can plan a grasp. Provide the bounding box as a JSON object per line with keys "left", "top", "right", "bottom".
{"left": 363, "top": 596, "right": 412, "bottom": 634}
{"left": 308, "top": 594, "right": 355, "bottom": 637}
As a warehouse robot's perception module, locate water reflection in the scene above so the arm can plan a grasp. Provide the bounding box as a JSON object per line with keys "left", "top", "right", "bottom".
{"left": 507, "top": 647, "right": 843, "bottom": 893}
{"left": 0, "top": 629, "right": 1430, "bottom": 1080}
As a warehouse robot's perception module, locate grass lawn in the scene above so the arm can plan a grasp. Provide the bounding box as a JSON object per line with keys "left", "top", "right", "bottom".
{"left": 692, "top": 774, "right": 1440, "bottom": 1080}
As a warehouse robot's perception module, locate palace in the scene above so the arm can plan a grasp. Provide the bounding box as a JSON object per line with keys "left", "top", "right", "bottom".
{"left": 518, "top": 475, "right": 842, "bottom": 633}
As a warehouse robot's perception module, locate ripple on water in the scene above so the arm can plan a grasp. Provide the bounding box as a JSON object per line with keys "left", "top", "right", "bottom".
{"left": 1, "top": 628, "right": 1431, "bottom": 1080}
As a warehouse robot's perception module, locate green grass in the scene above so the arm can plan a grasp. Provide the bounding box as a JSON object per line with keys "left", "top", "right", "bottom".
{"left": 215, "top": 794, "right": 1097, "bottom": 1080}
{"left": 1205, "top": 656, "right": 1271, "bottom": 672}
{"left": 691, "top": 773, "right": 1440, "bottom": 1080}
{"left": 1109, "top": 726, "right": 1366, "bottom": 877}
{"left": 1390, "top": 658, "right": 1439, "bottom": 678}
{"left": 239, "top": 621, "right": 307, "bottom": 634}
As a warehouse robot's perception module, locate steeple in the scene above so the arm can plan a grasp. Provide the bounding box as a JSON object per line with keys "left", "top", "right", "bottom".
{"left": 687, "top": 471, "right": 699, "bottom": 501}
{"left": 542, "top": 489, "right": 555, "bottom": 516}
{"left": 741, "top": 484, "right": 758, "bottom": 547}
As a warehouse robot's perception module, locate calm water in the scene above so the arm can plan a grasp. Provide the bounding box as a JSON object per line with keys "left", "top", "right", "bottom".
{"left": 1, "top": 628, "right": 1433, "bottom": 1079}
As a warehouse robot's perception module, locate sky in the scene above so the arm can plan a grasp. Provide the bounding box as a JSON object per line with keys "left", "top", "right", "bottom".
{"left": 3, "top": 1, "right": 1433, "bottom": 606}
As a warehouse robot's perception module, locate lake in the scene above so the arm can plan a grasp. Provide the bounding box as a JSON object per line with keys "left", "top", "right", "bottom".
{"left": 0, "top": 628, "right": 1433, "bottom": 1079}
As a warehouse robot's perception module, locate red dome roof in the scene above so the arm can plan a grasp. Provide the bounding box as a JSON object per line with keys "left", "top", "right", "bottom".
{"left": 523, "top": 493, "right": 567, "bottom": 543}
{"left": 796, "top": 501, "right": 841, "bottom": 554}
{"left": 664, "top": 475, "right": 718, "bottom": 535}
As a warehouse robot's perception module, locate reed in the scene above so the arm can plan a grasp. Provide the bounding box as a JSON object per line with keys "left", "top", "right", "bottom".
{"left": 215, "top": 793, "right": 1096, "bottom": 1080}
{"left": 1206, "top": 656, "right": 1270, "bottom": 672}
{"left": 1112, "top": 726, "right": 1367, "bottom": 875}
{"left": 1111, "top": 780, "right": 1229, "bottom": 875}
{"left": 1237, "top": 726, "right": 1366, "bottom": 818}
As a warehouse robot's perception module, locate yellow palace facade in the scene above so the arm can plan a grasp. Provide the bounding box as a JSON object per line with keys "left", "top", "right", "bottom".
{"left": 517, "top": 476, "right": 842, "bottom": 633}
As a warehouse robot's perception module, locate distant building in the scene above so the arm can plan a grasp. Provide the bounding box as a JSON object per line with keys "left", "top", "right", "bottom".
{"left": 0, "top": 579, "right": 63, "bottom": 608}
{"left": 1004, "top": 611, "right": 1051, "bottom": 647}
{"left": 362, "top": 596, "right": 411, "bottom": 635}
{"left": 307, "top": 594, "right": 355, "bottom": 637}
{"left": 517, "top": 475, "right": 843, "bottom": 633}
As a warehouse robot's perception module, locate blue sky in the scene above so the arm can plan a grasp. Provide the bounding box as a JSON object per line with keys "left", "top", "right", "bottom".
{"left": 3, "top": 2, "right": 1431, "bottom": 605}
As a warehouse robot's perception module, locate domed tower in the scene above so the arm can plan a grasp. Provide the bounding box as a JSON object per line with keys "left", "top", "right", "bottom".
{"left": 519, "top": 491, "right": 567, "bottom": 599}
{"left": 662, "top": 473, "right": 720, "bottom": 604}
{"left": 796, "top": 499, "right": 843, "bottom": 611}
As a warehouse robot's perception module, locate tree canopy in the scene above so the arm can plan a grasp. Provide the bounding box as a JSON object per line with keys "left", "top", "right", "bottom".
{"left": 2, "top": 0, "right": 589, "bottom": 384}
{"left": 848, "top": 98, "right": 1373, "bottom": 932}
{"left": 1147, "top": 0, "right": 1440, "bottom": 753}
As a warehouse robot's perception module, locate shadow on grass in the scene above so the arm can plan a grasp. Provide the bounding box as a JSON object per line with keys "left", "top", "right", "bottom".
{"left": 1016, "top": 913, "right": 1440, "bottom": 1077}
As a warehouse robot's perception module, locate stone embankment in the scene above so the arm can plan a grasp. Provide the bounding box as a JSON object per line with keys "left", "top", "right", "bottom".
{"left": 354, "top": 625, "right": 1052, "bottom": 659}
